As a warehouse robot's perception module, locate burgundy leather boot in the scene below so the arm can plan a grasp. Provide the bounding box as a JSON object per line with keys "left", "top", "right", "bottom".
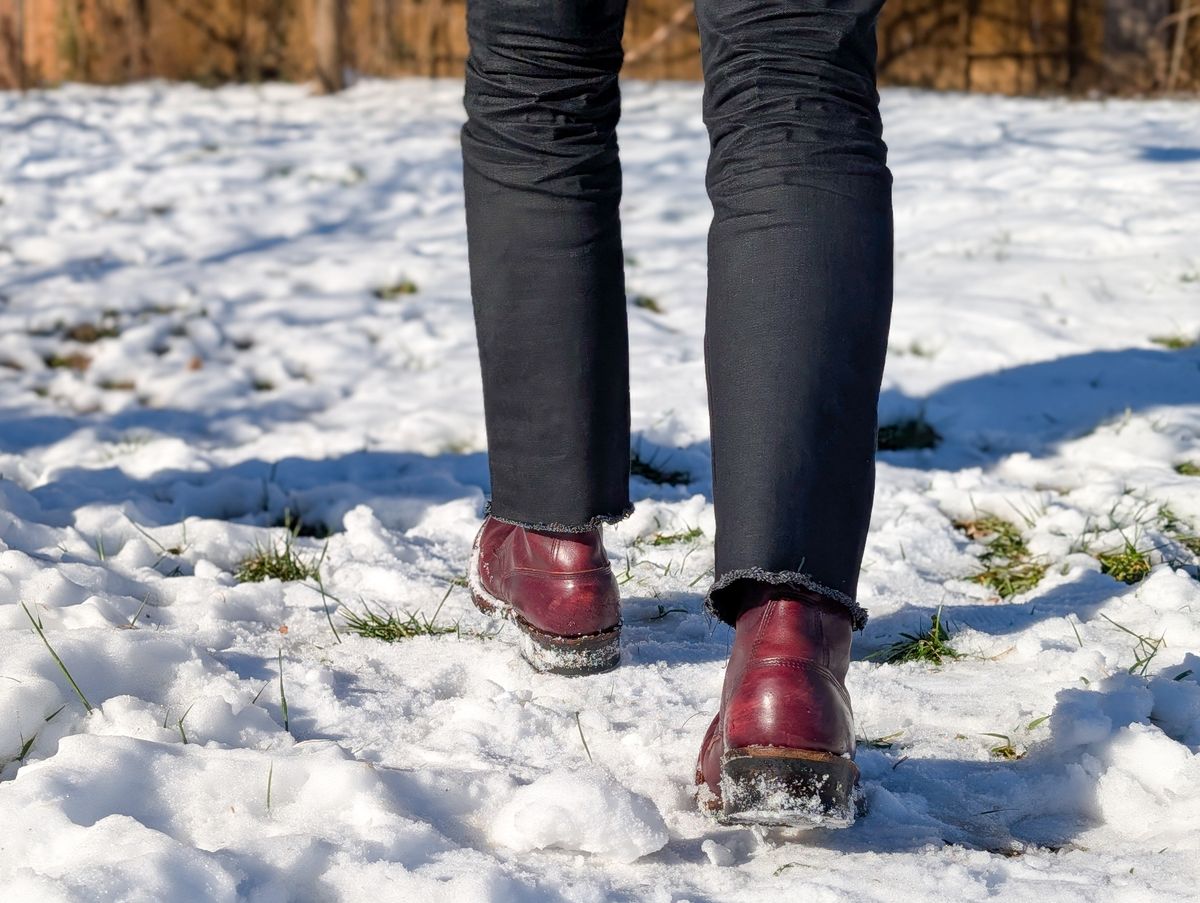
{"left": 469, "top": 516, "right": 621, "bottom": 675}
{"left": 695, "top": 584, "right": 860, "bottom": 827}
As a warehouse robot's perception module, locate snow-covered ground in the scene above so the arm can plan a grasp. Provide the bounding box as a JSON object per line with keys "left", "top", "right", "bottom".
{"left": 2, "top": 79, "right": 1199, "bottom": 902}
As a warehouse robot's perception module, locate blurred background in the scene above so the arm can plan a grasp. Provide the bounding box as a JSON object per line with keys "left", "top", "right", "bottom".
{"left": 2, "top": 0, "right": 1198, "bottom": 95}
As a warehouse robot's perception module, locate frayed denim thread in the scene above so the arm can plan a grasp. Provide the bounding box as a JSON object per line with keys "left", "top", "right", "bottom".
{"left": 706, "top": 566, "right": 869, "bottom": 631}
{"left": 483, "top": 500, "right": 634, "bottom": 534}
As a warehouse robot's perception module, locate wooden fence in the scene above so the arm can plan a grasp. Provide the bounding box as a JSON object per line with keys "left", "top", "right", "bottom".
{"left": 1, "top": 0, "right": 1197, "bottom": 93}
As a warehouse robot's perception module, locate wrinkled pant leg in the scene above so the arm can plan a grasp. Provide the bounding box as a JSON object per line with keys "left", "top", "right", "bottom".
{"left": 461, "top": 0, "right": 633, "bottom": 531}
{"left": 696, "top": 0, "right": 895, "bottom": 629}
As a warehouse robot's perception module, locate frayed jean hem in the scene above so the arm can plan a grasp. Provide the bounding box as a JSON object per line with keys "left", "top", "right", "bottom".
{"left": 705, "top": 567, "right": 868, "bottom": 631}
{"left": 483, "top": 500, "right": 634, "bottom": 534}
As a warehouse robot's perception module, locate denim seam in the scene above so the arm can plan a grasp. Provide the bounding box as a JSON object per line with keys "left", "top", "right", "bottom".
{"left": 484, "top": 500, "right": 633, "bottom": 533}
{"left": 705, "top": 567, "right": 869, "bottom": 631}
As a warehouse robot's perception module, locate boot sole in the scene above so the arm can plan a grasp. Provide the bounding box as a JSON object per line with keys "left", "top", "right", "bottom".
{"left": 468, "top": 535, "right": 621, "bottom": 677}
{"left": 713, "top": 746, "right": 863, "bottom": 829}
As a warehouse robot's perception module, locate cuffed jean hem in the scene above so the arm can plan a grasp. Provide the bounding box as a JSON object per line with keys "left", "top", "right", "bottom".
{"left": 705, "top": 567, "right": 869, "bottom": 631}
{"left": 483, "top": 500, "right": 634, "bottom": 534}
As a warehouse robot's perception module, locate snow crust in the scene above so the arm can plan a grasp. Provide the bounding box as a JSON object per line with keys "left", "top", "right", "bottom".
{"left": 1, "top": 79, "right": 1199, "bottom": 900}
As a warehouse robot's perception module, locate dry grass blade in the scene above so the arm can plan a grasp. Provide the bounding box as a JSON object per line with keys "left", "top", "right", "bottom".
{"left": 237, "top": 516, "right": 324, "bottom": 584}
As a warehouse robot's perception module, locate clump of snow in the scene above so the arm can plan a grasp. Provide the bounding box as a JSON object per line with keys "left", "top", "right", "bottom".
{"left": 701, "top": 838, "right": 735, "bottom": 866}
{"left": 1050, "top": 674, "right": 1154, "bottom": 752}
{"left": 1089, "top": 723, "right": 1200, "bottom": 849}
{"left": 490, "top": 766, "right": 669, "bottom": 863}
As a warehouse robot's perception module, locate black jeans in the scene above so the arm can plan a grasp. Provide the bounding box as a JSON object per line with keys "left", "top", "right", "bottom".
{"left": 462, "top": 0, "right": 893, "bottom": 630}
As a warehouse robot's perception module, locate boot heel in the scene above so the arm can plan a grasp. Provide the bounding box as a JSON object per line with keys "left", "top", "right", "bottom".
{"left": 518, "top": 623, "right": 621, "bottom": 676}
{"left": 469, "top": 549, "right": 621, "bottom": 676}
{"left": 719, "top": 747, "right": 862, "bottom": 829}
{"left": 470, "top": 579, "right": 621, "bottom": 676}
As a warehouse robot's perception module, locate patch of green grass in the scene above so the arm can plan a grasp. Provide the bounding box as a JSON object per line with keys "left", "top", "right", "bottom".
{"left": 648, "top": 526, "right": 703, "bottom": 547}
{"left": 1096, "top": 538, "right": 1152, "bottom": 585}
{"left": 97, "top": 378, "right": 136, "bottom": 391}
{"left": 957, "top": 514, "right": 1023, "bottom": 558}
{"left": 64, "top": 320, "right": 120, "bottom": 343}
{"left": 44, "top": 351, "right": 92, "bottom": 371}
{"left": 630, "top": 446, "right": 691, "bottom": 486}
{"left": 1174, "top": 461, "right": 1200, "bottom": 477}
{"left": 236, "top": 521, "right": 325, "bottom": 584}
{"left": 1150, "top": 334, "right": 1197, "bottom": 350}
{"left": 631, "top": 294, "right": 664, "bottom": 314}
{"left": 956, "top": 514, "right": 1046, "bottom": 598}
{"left": 341, "top": 599, "right": 460, "bottom": 642}
{"left": 868, "top": 607, "right": 962, "bottom": 665}
{"left": 1157, "top": 505, "right": 1200, "bottom": 562}
{"left": 878, "top": 415, "right": 942, "bottom": 452}
{"left": 971, "top": 556, "right": 1046, "bottom": 598}
{"left": 373, "top": 278, "right": 419, "bottom": 300}
{"left": 1177, "top": 534, "right": 1200, "bottom": 558}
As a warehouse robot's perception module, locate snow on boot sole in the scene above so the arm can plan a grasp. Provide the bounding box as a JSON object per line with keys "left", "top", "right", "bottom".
{"left": 715, "top": 747, "right": 862, "bottom": 829}
{"left": 468, "top": 536, "right": 621, "bottom": 676}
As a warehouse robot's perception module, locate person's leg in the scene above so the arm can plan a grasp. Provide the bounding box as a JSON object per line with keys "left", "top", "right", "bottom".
{"left": 698, "top": 0, "right": 894, "bottom": 628}
{"left": 461, "top": 1, "right": 630, "bottom": 676}
{"left": 693, "top": 0, "right": 894, "bottom": 826}
{"left": 462, "top": 0, "right": 632, "bottom": 532}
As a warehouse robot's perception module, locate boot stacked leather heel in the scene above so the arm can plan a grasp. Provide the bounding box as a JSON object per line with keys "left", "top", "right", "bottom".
{"left": 718, "top": 747, "right": 861, "bottom": 827}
